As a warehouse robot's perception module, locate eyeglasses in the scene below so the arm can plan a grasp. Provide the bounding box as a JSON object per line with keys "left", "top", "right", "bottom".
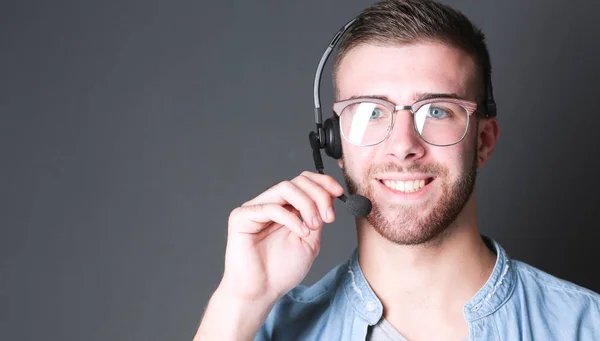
{"left": 332, "top": 97, "right": 480, "bottom": 147}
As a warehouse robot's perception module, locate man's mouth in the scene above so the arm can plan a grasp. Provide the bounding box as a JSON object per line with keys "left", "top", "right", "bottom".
{"left": 379, "top": 178, "right": 435, "bottom": 193}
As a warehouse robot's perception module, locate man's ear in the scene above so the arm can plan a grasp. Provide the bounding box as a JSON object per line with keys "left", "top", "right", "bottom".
{"left": 477, "top": 117, "right": 500, "bottom": 168}
{"left": 338, "top": 159, "right": 343, "bottom": 168}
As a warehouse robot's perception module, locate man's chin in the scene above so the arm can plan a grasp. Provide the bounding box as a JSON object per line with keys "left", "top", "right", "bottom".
{"left": 366, "top": 207, "right": 443, "bottom": 245}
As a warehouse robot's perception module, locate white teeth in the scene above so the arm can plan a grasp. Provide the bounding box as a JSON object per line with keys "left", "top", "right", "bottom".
{"left": 382, "top": 179, "right": 429, "bottom": 193}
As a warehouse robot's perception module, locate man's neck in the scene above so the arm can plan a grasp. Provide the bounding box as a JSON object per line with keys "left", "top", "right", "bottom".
{"left": 355, "top": 199, "right": 496, "bottom": 326}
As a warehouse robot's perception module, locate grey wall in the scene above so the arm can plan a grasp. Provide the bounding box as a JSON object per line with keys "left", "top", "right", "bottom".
{"left": 2, "top": 0, "right": 599, "bottom": 340}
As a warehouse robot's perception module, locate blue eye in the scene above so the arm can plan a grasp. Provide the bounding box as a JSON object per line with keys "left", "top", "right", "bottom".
{"left": 428, "top": 106, "right": 448, "bottom": 119}
{"left": 370, "top": 108, "right": 384, "bottom": 119}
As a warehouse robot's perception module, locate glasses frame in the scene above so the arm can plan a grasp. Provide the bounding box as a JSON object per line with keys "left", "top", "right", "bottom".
{"left": 332, "top": 97, "right": 481, "bottom": 147}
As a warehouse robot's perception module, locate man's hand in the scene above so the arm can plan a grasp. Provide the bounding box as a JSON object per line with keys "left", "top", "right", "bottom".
{"left": 194, "top": 171, "right": 344, "bottom": 341}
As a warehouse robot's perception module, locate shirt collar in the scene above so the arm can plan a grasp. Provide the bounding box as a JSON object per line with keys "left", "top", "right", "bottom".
{"left": 342, "top": 235, "right": 516, "bottom": 324}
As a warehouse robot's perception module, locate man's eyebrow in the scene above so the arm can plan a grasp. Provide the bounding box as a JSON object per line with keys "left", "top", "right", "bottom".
{"left": 346, "top": 93, "right": 466, "bottom": 102}
{"left": 416, "top": 92, "right": 464, "bottom": 101}
{"left": 347, "top": 94, "right": 391, "bottom": 101}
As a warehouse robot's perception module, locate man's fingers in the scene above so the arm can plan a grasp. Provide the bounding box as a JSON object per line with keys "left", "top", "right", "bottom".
{"left": 241, "top": 181, "right": 323, "bottom": 230}
{"left": 291, "top": 174, "right": 339, "bottom": 224}
{"left": 298, "top": 171, "right": 345, "bottom": 198}
{"left": 229, "top": 204, "right": 310, "bottom": 238}
{"left": 242, "top": 172, "right": 343, "bottom": 207}
{"left": 240, "top": 171, "right": 345, "bottom": 228}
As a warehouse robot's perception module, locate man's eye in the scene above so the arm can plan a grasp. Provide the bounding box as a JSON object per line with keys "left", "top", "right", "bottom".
{"left": 370, "top": 108, "right": 384, "bottom": 119}
{"left": 428, "top": 107, "right": 449, "bottom": 119}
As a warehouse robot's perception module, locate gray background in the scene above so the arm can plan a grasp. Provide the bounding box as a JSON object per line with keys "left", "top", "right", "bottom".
{"left": 2, "top": 0, "right": 599, "bottom": 340}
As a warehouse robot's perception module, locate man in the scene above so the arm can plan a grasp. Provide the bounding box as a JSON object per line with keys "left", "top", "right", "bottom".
{"left": 194, "top": 0, "right": 600, "bottom": 340}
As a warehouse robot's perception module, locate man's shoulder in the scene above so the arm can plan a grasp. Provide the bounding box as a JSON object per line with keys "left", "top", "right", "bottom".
{"left": 510, "top": 258, "right": 600, "bottom": 313}
{"left": 512, "top": 259, "right": 600, "bottom": 300}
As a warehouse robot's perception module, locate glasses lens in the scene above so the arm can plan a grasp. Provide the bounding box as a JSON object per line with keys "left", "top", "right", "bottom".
{"left": 414, "top": 101, "right": 469, "bottom": 145}
{"left": 340, "top": 102, "right": 392, "bottom": 146}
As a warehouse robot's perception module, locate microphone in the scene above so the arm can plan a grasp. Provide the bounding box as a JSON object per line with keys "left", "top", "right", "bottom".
{"left": 309, "top": 131, "right": 372, "bottom": 217}
{"left": 338, "top": 193, "right": 372, "bottom": 217}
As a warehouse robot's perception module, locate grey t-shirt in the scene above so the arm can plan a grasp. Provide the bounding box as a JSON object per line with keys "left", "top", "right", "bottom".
{"left": 366, "top": 318, "right": 409, "bottom": 341}
{"left": 366, "top": 318, "right": 468, "bottom": 341}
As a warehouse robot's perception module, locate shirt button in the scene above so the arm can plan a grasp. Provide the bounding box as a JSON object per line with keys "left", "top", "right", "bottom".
{"left": 366, "top": 301, "right": 377, "bottom": 312}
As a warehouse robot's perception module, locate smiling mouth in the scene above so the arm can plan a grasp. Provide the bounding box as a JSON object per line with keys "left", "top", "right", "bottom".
{"left": 379, "top": 178, "right": 435, "bottom": 193}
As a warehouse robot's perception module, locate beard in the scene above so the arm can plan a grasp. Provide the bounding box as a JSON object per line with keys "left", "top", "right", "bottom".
{"left": 341, "top": 146, "right": 478, "bottom": 246}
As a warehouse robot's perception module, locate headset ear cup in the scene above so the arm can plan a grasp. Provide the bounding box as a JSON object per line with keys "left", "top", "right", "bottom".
{"left": 323, "top": 116, "right": 343, "bottom": 159}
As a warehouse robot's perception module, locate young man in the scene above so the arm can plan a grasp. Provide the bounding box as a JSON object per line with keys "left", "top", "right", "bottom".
{"left": 195, "top": 0, "right": 600, "bottom": 340}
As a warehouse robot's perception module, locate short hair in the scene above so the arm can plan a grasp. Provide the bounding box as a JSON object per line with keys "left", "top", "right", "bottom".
{"left": 332, "top": 0, "right": 491, "bottom": 102}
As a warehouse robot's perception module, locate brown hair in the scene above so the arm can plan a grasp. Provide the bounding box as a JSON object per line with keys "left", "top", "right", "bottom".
{"left": 332, "top": 0, "right": 491, "bottom": 102}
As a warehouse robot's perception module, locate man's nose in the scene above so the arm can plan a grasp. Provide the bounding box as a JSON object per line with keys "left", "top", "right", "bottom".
{"left": 382, "top": 109, "right": 426, "bottom": 161}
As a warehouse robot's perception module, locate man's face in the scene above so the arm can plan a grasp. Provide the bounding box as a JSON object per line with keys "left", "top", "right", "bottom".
{"left": 336, "top": 42, "right": 482, "bottom": 245}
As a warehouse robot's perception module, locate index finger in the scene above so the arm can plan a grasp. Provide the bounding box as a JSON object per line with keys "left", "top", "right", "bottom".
{"left": 298, "top": 171, "right": 345, "bottom": 198}
{"left": 242, "top": 172, "right": 344, "bottom": 207}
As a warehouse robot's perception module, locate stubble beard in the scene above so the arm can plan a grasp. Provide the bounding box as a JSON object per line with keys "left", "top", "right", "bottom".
{"left": 341, "top": 147, "right": 478, "bottom": 246}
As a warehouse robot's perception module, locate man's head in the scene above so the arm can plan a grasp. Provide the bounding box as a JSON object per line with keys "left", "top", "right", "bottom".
{"left": 332, "top": 0, "right": 499, "bottom": 245}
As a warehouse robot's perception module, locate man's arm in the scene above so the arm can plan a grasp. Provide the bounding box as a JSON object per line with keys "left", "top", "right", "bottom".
{"left": 193, "top": 286, "right": 276, "bottom": 341}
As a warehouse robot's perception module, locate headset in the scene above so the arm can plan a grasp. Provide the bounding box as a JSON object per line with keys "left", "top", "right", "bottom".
{"left": 307, "top": 17, "right": 497, "bottom": 217}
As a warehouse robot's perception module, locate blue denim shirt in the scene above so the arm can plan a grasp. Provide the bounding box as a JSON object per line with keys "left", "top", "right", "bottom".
{"left": 255, "top": 237, "right": 600, "bottom": 340}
